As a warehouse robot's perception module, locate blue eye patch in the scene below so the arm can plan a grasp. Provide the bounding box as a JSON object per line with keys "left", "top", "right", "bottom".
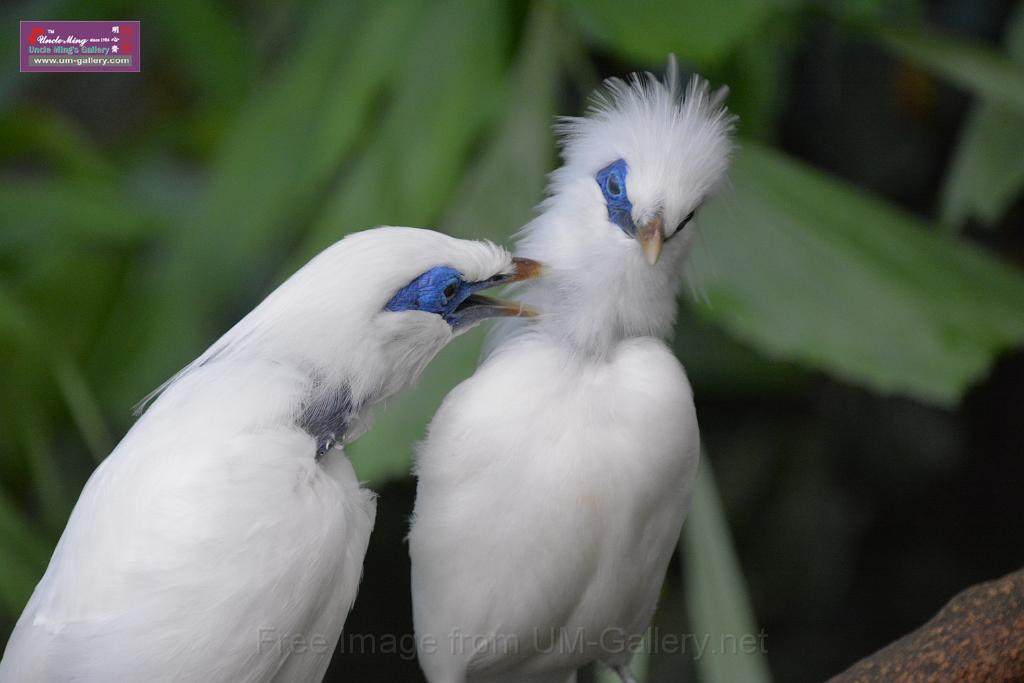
{"left": 596, "top": 159, "right": 636, "bottom": 237}
{"left": 385, "top": 265, "right": 464, "bottom": 316}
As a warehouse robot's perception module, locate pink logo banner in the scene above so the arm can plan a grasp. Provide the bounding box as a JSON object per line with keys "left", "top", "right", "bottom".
{"left": 20, "top": 20, "right": 140, "bottom": 72}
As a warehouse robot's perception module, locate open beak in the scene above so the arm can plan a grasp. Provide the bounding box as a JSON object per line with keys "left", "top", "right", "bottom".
{"left": 635, "top": 214, "right": 664, "bottom": 266}
{"left": 451, "top": 257, "right": 543, "bottom": 328}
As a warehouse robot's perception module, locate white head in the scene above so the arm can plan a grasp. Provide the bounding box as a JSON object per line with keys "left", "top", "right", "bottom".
{"left": 142, "top": 227, "right": 540, "bottom": 419}
{"left": 513, "top": 59, "right": 735, "bottom": 354}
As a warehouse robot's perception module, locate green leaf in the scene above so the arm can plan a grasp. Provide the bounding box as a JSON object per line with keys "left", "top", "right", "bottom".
{"left": 564, "top": 0, "right": 800, "bottom": 68}
{"left": 683, "top": 459, "right": 771, "bottom": 683}
{"left": 674, "top": 305, "right": 806, "bottom": 397}
{"left": 296, "top": 0, "right": 509, "bottom": 259}
{"left": 0, "top": 487, "right": 50, "bottom": 616}
{"left": 0, "top": 107, "right": 114, "bottom": 179}
{"left": 941, "top": 105, "right": 1024, "bottom": 229}
{"left": 50, "top": 353, "right": 113, "bottom": 462}
{"left": 0, "top": 179, "right": 160, "bottom": 252}
{"left": 860, "top": 20, "right": 1024, "bottom": 113}
{"left": 714, "top": 10, "right": 807, "bottom": 143}
{"left": 940, "top": 5, "right": 1024, "bottom": 229}
{"left": 692, "top": 142, "right": 1024, "bottom": 406}
{"left": 0, "top": 282, "right": 35, "bottom": 346}
{"left": 18, "top": 407, "right": 69, "bottom": 535}
{"left": 349, "top": 0, "right": 561, "bottom": 486}
{"left": 196, "top": 0, "right": 422, "bottom": 269}
{"left": 0, "top": 280, "right": 112, "bottom": 462}
{"left": 146, "top": 0, "right": 249, "bottom": 109}
{"left": 441, "top": 2, "right": 561, "bottom": 242}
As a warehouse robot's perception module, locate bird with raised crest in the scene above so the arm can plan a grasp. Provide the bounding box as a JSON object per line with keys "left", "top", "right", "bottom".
{"left": 409, "top": 59, "right": 735, "bottom": 683}
{"left": 0, "top": 227, "right": 541, "bottom": 683}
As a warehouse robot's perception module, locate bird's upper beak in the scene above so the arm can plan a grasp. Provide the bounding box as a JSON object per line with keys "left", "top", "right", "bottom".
{"left": 635, "top": 213, "right": 664, "bottom": 266}
{"left": 451, "top": 257, "right": 543, "bottom": 328}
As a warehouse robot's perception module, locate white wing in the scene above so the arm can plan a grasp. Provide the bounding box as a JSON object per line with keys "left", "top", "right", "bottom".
{"left": 0, "top": 361, "right": 376, "bottom": 682}
{"left": 410, "top": 334, "right": 699, "bottom": 683}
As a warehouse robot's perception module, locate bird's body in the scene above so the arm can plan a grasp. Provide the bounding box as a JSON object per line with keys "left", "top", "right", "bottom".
{"left": 1, "top": 227, "right": 539, "bottom": 682}
{"left": 410, "top": 62, "right": 734, "bottom": 683}
{"left": 412, "top": 335, "right": 697, "bottom": 683}
{"left": 2, "top": 360, "right": 374, "bottom": 682}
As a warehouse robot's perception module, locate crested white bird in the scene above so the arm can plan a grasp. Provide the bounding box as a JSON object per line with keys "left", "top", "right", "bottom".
{"left": 0, "top": 227, "right": 541, "bottom": 683}
{"left": 409, "top": 62, "right": 735, "bottom": 683}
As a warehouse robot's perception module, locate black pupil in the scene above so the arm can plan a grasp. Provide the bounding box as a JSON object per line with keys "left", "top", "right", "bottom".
{"left": 607, "top": 175, "right": 620, "bottom": 196}
{"left": 443, "top": 283, "right": 457, "bottom": 300}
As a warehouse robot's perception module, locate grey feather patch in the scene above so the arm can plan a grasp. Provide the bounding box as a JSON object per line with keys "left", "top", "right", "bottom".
{"left": 298, "top": 384, "right": 353, "bottom": 461}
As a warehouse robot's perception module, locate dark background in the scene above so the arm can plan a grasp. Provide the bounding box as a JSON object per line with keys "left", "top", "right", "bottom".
{"left": 2, "top": 1, "right": 1023, "bottom": 681}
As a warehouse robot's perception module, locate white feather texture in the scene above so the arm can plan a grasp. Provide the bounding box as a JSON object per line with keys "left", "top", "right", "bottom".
{"left": 491, "top": 62, "right": 734, "bottom": 356}
{"left": 0, "top": 227, "right": 517, "bottom": 682}
{"left": 410, "top": 61, "right": 735, "bottom": 683}
{"left": 140, "top": 227, "right": 514, "bottom": 433}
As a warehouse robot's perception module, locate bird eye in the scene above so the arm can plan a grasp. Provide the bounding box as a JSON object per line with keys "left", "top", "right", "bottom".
{"left": 442, "top": 282, "right": 458, "bottom": 301}
{"left": 605, "top": 174, "right": 622, "bottom": 198}
{"left": 676, "top": 210, "right": 696, "bottom": 233}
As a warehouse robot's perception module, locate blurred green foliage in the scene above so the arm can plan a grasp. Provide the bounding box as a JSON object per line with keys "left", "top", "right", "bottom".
{"left": 2, "top": 0, "right": 1023, "bottom": 681}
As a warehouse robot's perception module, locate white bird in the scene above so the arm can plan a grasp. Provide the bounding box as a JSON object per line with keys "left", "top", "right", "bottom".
{"left": 409, "top": 62, "right": 735, "bottom": 683}
{"left": 0, "top": 227, "right": 541, "bottom": 683}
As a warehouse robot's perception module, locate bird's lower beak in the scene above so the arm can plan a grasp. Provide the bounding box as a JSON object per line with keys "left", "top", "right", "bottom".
{"left": 453, "top": 294, "right": 537, "bottom": 327}
{"left": 451, "top": 257, "right": 543, "bottom": 329}
{"left": 635, "top": 214, "right": 664, "bottom": 266}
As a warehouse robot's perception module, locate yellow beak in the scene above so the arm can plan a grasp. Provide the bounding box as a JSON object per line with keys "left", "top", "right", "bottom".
{"left": 635, "top": 214, "right": 664, "bottom": 266}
